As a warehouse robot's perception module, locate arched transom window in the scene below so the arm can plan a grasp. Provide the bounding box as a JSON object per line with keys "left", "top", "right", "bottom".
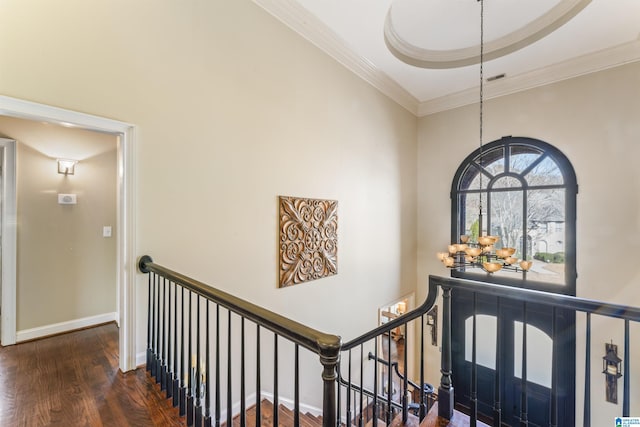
{"left": 451, "top": 136, "right": 577, "bottom": 294}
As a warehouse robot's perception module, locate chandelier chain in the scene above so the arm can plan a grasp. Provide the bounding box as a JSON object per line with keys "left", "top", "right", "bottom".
{"left": 479, "top": 0, "right": 485, "bottom": 216}
{"left": 436, "top": 0, "right": 533, "bottom": 275}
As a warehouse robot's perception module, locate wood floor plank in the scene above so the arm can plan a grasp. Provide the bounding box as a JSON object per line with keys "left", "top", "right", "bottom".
{"left": 0, "top": 323, "right": 184, "bottom": 427}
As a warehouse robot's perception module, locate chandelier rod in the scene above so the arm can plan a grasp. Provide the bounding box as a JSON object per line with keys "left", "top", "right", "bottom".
{"left": 478, "top": 0, "right": 485, "bottom": 236}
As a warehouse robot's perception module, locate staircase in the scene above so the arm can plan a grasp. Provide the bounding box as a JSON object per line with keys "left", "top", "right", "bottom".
{"left": 225, "top": 399, "right": 323, "bottom": 427}
{"left": 220, "top": 399, "right": 483, "bottom": 427}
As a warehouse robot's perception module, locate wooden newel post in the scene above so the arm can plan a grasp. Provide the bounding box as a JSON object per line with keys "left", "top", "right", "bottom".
{"left": 319, "top": 337, "right": 341, "bottom": 427}
{"left": 439, "top": 286, "right": 454, "bottom": 419}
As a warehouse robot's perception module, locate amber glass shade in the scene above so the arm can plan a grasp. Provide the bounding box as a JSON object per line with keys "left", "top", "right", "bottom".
{"left": 519, "top": 260, "right": 533, "bottom": 271}
{"left": 465, "top": 247, "right": 482, "bottom": 257}
{"left": 495, "top": 248, "right": 510, "bottom": 258}
{"left": 478, "top": 236, "right": 494, "bottom": 246}
{"left": 483, "top": 262, "right": 503, "bottom": 273}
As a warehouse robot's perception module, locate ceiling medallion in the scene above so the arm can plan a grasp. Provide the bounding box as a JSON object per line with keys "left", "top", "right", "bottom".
{"left": 384, "top": 0, "right": 591, "bottom": 69}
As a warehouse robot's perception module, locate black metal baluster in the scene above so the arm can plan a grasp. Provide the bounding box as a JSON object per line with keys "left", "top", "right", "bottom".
{"left": 187, "top": 291, "right": 194, "bottom": 427}
{"left": 180, "top": 286, "right": 187, "bottom": 416}
{"left": 337, "top": 359, "right": 342, "bottom": 427}
{"left": 386, "top": 333, "right": 392, "bottom": 424}
{"left": 147, "top": 272, "right": 153, "bottom": 371}
{"left": 240, "top": 318, "right": 246, "bottom": 427}
{"left": 420, "top": 314, "right": 426, "bottom": 420}
{"left": 520, "top": 302, "right": 528, "bottom": 426}
{"left": 204, "top": 300, "right": 211, "bottom": 427}
{"left": 167, "top": 280, "right": 173, "bottom": 399}
{"left": 373, "top": 336, "right": 378, "bottom": 425}
{"left": 152, "top": 272, "right": 159, "bottom": 379}
{"left": 273, "top": 334, "right": 279, "bottom": 427}
{"left": 584, "top": 313, "right": 591, "bottom": 427}
{"left": 215, "top": 305, "right": 221, "bottom": 427}
{"left": 402, "top": 322, "right": 409, "bottom": 425}
{"left": 173, "top": 282, "right": 180, "bottom": 408}
{"left": 550, "top": 306, "right": 557, "bottom": 427}
{"left": 471, "top": 292, "right": 478, "bottom": 427}
{"left": 294, "top": 343, "right": 300, "bottom": 427}
{"left": 157, "top": 276, "right": 164, "bottom": 386}
{"left": 195, "top": 295, "right": 203, "bottom": 427}
{"left": 493, "top": 297, "right": 502, "bottom": 427}
{"left": 227, "top": 310, "right": 232, "bottom": 427}
{"left": 359, "top": 344, "right": 364, "bottom": 427}
{"left": 347, "top": 349, "right": 352, "bottom": 425}
{"left": 255, "top": 325, "right": 261, "bottom": 427}
{"left": 623, "top": 319, "right": 630, "bottom": 417}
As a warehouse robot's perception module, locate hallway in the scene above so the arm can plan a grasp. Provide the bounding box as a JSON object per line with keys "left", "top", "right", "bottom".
{"left": 0, "top": 323, "right": 182, "bottom": 426}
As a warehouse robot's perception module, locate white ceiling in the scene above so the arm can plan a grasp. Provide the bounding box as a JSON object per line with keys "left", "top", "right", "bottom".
{"left": 253, "top": 0, "right": 640, "bottom": 116}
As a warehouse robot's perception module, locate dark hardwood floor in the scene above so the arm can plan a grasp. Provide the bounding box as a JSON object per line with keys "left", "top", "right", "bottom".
{"left": 0, "top": 322, "right": 184, "bottom": 427}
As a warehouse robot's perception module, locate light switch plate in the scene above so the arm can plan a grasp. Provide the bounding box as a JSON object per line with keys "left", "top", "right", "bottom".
{"left": 58, "top": 194, "right": 77, "bottom": 204}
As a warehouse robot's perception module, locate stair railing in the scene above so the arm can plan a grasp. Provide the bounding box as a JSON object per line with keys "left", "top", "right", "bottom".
{"left": 139, "top": 255, "right": 640, "bottom": 427}
{"left": 366, "top": 352, "right": 435, "bottom": 411}
{"left": 336, "top": 288, "right": 439, "bottom": 426}
{"left": 430, "top": 274, "right": 640, "bottom": 426}
{"left": 138, "top": 255, "right": 341, "bottom": 427}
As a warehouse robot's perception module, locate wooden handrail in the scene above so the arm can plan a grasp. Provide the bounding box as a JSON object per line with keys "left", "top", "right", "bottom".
{"left": 430, "top": 274, "right": 640, "bottom": 424}
{"left": 139, "top": 256, "right": 639, "bottom": 426}
{"left": 430, "top": 275, "right": 640, "bottom": 321}
{"left": 139, "top": 255, "right": 342, "bottom": 354}
{"left": 341, "top": 281, "right": 439, "bottom": 350}
{"left": 138, "top": 255, "right": 341, "bottom": 427}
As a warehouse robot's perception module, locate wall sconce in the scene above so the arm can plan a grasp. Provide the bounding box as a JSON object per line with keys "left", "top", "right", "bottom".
{"left": 426, "top": 305, "right": 438, "bottom": 346}
{"left": 396, "top": 301, "right": 406, "bottom": 315}
{"left": 57, "top": 159, "right": 77, "bottom": 175}
{"left": 603, "top": 341, "right": 622, "bottom": 404}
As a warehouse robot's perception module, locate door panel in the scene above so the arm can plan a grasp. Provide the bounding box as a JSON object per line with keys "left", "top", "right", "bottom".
{"left": 451, "top": 289, "right": 575, "bottom": 426}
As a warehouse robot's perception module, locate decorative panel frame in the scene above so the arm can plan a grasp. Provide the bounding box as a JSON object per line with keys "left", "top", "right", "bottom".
{"left": 279, "top": 196, "right": 338, "bottom": 287}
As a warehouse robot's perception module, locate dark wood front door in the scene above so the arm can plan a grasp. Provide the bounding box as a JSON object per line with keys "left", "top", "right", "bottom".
{"left": 451, "top": 290, "right": 575, "bottom": 426}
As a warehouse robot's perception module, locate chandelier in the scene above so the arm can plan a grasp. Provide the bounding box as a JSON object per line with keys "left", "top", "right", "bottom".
{"left": 437, "top": 234, "right": 532, "bottom": 273}
{"left": 437, "top": 0, "right": 532, "bottom": 275}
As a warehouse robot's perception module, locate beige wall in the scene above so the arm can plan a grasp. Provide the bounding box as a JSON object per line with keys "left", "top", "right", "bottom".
{"left": 0, "top": 116, "right": 117, "bottom": 331}
{"left": 418, "top": 62, "right": 640, "bottom": 424}
{"left": 0, "top": 0, "right": 418, "bottom": 404}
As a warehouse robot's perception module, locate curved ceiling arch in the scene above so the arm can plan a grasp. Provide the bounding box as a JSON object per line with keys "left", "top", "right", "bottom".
{"left": 384, "top": 0, "right": 591, "bottom": 69}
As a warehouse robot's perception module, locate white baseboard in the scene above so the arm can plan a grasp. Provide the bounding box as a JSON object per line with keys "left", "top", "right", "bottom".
{"left": 136, "top": 350, "right": 147, "bottom": 367}
{"left": 215, "top": 391, "right": 322, "bottom": 421}
{"left": 16, "top": 312, "right": 118, "bottom": 342}
{"left": 260, "top": 391, "right": 322, "bottom": 418}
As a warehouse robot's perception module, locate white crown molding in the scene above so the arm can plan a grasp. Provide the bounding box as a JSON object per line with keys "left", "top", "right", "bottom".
{"left": 253, "top": 0, "right": 639, "bottom": 119}
{"left": 418, "top": 39, "right": 640, "bottom": 117}
{"left": 252, "top": 0, "right": 419, "bottom": 115}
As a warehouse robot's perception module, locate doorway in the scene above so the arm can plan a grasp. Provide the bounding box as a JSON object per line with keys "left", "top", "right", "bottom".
{"left": 451, "top": 291, "right": 575, "bottom": 426}
{"left": 378, "top": 295, "right": 414, "bottom": 403}
{"left": 0, "top": 95, "right": 137, "bottom": 372}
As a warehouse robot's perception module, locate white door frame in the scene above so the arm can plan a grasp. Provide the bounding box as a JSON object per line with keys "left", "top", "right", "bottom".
{"left": 0, "top": 138, "right": 16, "bottom": 348}
{"left": 0, "top": 95, "right": 137, "bottom": 372}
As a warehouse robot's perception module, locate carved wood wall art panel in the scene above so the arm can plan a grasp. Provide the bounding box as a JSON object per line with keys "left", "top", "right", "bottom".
{"left": 279, "top": 196, "right": 338, "bottom": 287}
